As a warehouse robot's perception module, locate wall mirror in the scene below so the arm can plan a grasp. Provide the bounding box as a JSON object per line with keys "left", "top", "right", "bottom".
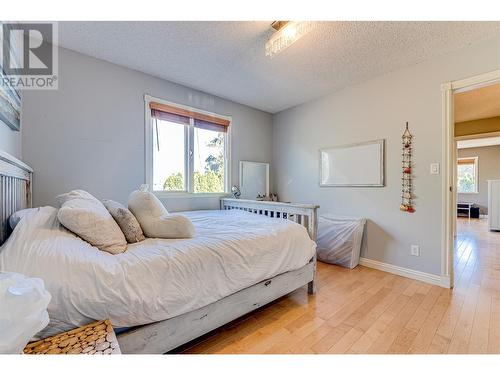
{"left": 239, "top": 161, "right": 269, "bottom": 199}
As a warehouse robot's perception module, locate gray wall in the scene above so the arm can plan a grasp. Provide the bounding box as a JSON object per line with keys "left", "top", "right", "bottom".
{"left": 273, "top": 35, "right": 500, "bottom": 276}
{"left": 0, "top": 119, "right": 21, "bottom": 159}
{"left": 458, "top": 145, "right": 500, "bottom": 214}
{"left": 21, "top": 46, "right": 273, "bottom": 211}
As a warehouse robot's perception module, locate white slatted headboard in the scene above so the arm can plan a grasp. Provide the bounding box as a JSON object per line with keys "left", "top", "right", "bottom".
{"left": 220, "top": 198, "right": 319, "bottom": 241}
{"left": 0, "top": 150, "right": 33, "bottom": 244}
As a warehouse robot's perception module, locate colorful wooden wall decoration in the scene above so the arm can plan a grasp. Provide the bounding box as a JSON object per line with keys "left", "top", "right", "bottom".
{"left": 400, "top": 122, "right": 414, "bottom": 213}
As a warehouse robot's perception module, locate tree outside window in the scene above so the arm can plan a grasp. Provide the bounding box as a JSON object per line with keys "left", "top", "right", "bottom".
{"left": 457, "top": 157, "right": 478, "bottom": 194}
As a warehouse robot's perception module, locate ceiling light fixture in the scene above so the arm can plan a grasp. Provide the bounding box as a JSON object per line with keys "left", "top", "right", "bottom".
{"left": 265, "top": 21, "right": 315, "bottom": 58}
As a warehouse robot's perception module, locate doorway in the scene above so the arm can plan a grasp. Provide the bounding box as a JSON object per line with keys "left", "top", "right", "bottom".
{"left": 442, "top": 69, "right": 500, "bottom": 289}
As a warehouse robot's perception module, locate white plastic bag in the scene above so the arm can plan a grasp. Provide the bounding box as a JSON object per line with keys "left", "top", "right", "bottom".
{"left": 316, "top": 214, "right": 366, "bottom": 269}
{"left": 0, "top": 272, "right": 51, "bottom": 354}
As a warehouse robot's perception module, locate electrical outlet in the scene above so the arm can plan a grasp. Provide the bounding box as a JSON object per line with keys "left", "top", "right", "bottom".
{"left": 411, "top": 245, "right": 420, "bottom": 256}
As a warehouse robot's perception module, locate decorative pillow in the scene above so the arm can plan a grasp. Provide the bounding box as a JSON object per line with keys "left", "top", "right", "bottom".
{"left": 128, "top": 185, "right": 195, "bottom": 239}
{"left": 56, "top": 190, "right": 127, "bottom": 254}
{"left": 9, "top": 208, "right": 40, "bottom": 230}
{"left": 102, "top": 199, "right": 145, "bottom": 243}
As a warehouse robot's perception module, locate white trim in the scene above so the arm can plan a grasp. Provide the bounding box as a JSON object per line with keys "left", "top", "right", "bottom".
{"left": 442, "top": 69, "right": 500, "bottom": 291}
{"left": 457, "top": 135, "right": 500, "bottom": 148}
{"left": 441, "top": 81, "right": 455, "bottom": 287}
{"left": 144, "top": 94, "right": 232, "bottom": 197}
{"left": 456, "top": 131, "right": 500, "bottom": 141}
{"left": 451, "top": 69, "right": 500, "bottom": 92}
{"left": 144, "top": 95, "right": 152, "bottom": 190}
{"left": 224, "top": 124, "right": 232, "bottom": 194}
{"left": 359, "top": 257, "right": 451, "bottom": 288}
{"left": 185, "top": 120, "right": 191, "bottom": 193}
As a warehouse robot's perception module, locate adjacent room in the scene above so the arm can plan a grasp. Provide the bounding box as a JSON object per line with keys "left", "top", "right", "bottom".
{"left": 453, "top": 82, "right": 500, "bottom": 307}
{"left": 2, "top": 13, "right": 500, "bottom": 362}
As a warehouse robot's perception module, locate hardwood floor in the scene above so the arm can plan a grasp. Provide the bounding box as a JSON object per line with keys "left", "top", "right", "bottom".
{"left": 179, "top": 218, "right": 500, "bottom": 354}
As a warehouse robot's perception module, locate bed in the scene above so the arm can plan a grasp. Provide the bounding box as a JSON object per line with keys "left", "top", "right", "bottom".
{"left": 0, "top": 151, "right": 319, "bottom": 354}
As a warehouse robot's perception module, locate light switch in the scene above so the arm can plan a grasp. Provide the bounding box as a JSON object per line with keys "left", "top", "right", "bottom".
{"left": 411, "top": 245, "right": 420, "bottom": 256}
{"left": 430, "top": 163, "right": 440, "bottom": 175}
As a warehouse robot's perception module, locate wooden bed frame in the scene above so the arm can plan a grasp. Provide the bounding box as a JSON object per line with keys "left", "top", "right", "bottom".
{"left": 0, "top": 151, "right": 319, "bottom": 354}
{"left": 0, "top": 150, "right": 33, "bottom": 245}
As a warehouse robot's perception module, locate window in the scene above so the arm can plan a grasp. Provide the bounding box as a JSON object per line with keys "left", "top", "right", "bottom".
{"left": 457, "top": 157, "right": 478, "bottom": 194}
{"left": 146, "top": 96, "right": 230, "bottom": 195}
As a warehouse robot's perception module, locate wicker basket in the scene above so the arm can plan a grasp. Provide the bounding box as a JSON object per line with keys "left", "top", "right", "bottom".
{"left": 24, "top": 319, "right": 121, "bottom": 355}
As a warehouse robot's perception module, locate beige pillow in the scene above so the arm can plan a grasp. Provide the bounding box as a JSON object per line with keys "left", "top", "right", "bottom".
{"left": 56, "top": 190, "right": 127, "bottom": 254}
{"left": 103, "top": 199, "right": 145, "bottom": 243}
{"left": 128, "top": 185, "right": 195, "bottom": 239}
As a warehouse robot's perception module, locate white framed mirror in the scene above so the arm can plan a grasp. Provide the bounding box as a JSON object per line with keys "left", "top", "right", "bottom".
{"left": 239, "top": 161, "right": 269, "bottom": 199}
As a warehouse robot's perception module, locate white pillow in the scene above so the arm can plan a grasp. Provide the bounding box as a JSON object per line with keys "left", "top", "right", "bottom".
{"left": 56, "top": 190, "right": 127, "bottom": 254}
{"left": 9, "top": 208, "right": 40, "bottom": 230}
{"left": 128, "top": 185, "right": 195, "bottom": 239}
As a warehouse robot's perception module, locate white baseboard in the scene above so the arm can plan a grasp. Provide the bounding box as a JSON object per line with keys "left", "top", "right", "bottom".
{"left": 359, "top": 257, "right": 451, "bottom": 288}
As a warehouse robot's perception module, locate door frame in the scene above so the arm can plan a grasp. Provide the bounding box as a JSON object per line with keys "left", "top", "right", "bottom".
{"left": 441, "top": 69, "right": 500, "bottom": 289}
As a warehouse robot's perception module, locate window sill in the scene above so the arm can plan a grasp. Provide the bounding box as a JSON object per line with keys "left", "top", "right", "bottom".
{"left": 458, "top": 192, "right": 479, "bottom": 194}
{"left": 153, "top": 191, "right": 230, "bottom": 199}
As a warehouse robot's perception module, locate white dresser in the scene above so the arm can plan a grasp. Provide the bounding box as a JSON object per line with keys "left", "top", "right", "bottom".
{"left": 488, "top": 180, "right": 500, "bottom": 231}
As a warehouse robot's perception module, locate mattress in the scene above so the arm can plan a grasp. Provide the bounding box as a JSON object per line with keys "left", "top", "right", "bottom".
{"left": 0, "top": 206, "right": 316, "bottom": 337}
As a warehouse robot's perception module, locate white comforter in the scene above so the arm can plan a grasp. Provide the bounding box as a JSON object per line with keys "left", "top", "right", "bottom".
{"left": 0, "top": 207, "right": 315, "bottom": 337}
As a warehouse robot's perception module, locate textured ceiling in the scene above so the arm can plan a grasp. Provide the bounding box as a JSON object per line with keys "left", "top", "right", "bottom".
{"left": 455, "top": 82, "right": 500, "bottom": 123}
{"left": 57, "top": 21, "right": 500, "bottom": 113}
